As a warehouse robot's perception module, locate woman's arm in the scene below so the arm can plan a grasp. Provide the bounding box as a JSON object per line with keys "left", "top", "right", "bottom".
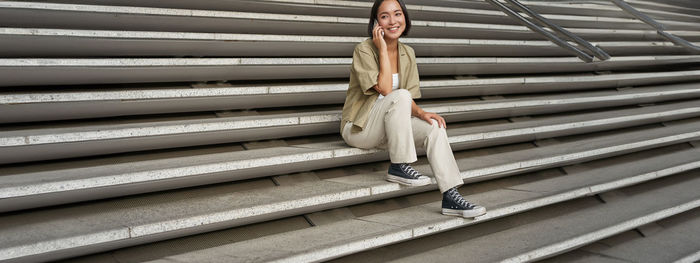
{"left": 411, "top": 100, "right": 447, "bottom": 128}
{"left": 372, "top": 24, "right": 393, "bottom": 96}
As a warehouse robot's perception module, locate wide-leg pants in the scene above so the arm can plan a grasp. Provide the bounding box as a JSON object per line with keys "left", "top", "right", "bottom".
{"left": 342, "top": 89, "right": 464, "bottom": 193}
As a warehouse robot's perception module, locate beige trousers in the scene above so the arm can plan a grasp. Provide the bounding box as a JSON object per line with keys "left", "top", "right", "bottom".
{"left": 342, "top": 89, "right": 464, "bottom": 193}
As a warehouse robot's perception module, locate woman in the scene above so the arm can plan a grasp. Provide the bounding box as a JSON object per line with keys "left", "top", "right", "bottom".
{"left": 341, "top": 0, "right": 486, "bottom": 218}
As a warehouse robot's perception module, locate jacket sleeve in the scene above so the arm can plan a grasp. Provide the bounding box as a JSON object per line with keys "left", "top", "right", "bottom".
{"left": 405, "top": 47, "right": 422, "bottom": 99}
{"left": 350, "top": 46, "right": 379, "bottom": 96}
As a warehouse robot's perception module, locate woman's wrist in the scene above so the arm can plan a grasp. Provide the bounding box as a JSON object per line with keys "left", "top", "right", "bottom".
{"left": 413, "top": 109, "right": 425, "bottom": 117}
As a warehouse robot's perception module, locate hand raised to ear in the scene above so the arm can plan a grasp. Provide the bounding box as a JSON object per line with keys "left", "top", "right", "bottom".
{"left": 372, "top": 23, "right": 387, "bottom": 51}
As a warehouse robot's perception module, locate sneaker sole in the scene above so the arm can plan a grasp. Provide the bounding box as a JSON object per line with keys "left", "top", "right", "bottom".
{"left": 442, "top": 207, "right": 487, "bottom": 218}
{"left": 386, "top": 174, "right": 432, "bottom": 187}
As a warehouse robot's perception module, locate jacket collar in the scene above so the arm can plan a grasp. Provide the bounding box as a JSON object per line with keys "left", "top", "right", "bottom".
{"left": 365, "top": 38, "right": 410, "bottom": 89}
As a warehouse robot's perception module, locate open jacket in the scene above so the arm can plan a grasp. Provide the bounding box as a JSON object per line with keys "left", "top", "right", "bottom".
{"left": 341, "top": 38, "right": 422, "bottom": 133}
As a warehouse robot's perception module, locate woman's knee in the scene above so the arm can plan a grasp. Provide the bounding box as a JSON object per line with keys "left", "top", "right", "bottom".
{"left": 387, "top": 89, "right": 412, "bottom": 109}
{"left": 393, "top": 89, "right": 411, "bottom": 101}
{"left": 427, "top": 119, "right": 448, "bottom": 139}
{"left": 385, "top": 89, "right": 410, "bottom": 101}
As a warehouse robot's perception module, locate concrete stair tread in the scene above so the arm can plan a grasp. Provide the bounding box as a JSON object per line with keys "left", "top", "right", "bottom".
{"left": 0, "top": 144, "right": 338, "bottom": 194}
{"left": 5, "top": 86, "right": 700, "bottom": 145}
{"left": 36, "top": 0, "right": 661, "bottom": 25}
{"left": 0, "top": 1, "right": 647, "bottom": 28}
{"left": 1, "top": 141, "right": 698, "bottom": 262}
{"left": 0, "top": 0, "right": 526, "bottom": 31}
{"left": 1, "top": 2, "right": 698, "bottom": 41}
{"left": 0, "top": 28, "right": 685, "bottom": 57}
{"left": 543, "top": 208, "right": 700, "bottom": 263}
{"left": 3, "top": 69, "right": 698, "bottom": 106}
{"left": 4, "top": 93, "right": 700, "bottom": 164}
{"left": 4, "top": 55, "right": 699, "bottom": 66}
{"left": 3, "top": 28, "right": 690, "bottom": 57}
{"left": 0, "top": 179, "right": 363, "bottom": 244}
{"left": 382, "top": 171, "right": 700, "bottom": 263}
{"left": 143, "top": 157, "right": 700, "bottom": 263}
{"left": 526, "top": 0, "right": 700, "bottom": 22}
{"left": 523, "top": 0, "right": 699, "bottom": 22}
{"left": 2, "top": 117, "right": 700, "bottom": 212}
{"left": 7, "top": 0, "right": 692, "bottom": 31}
{"left": 4, "top": 69, "right": 699, "bottom": 124}
{"left": 624, "top": 0, "right": 700, "bottom": 19}
{"left": 0, "top": 1, "right": 537, "bottom": 39}
{"left": 35, "top": 0, "right": 508, "bottom": 20}
{"left": 265, "top": 0, "right": 663, "bottom": 28}
{"left": 3, "top": 55, "right": 700, "bottom": 86}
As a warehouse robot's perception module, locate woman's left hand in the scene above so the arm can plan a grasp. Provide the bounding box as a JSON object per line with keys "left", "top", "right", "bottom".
{"left": 419, "top": 112, "right": 447, "bottom": 129}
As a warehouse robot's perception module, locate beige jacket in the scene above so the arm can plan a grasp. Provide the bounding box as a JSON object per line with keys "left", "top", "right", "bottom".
{"left": 341, "top": 38, "right": 422, "bottom": 133}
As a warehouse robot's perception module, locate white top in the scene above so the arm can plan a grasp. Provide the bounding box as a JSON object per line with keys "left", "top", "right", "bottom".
{"left": 376, "top": 73, "right": 399, "bottom": 101}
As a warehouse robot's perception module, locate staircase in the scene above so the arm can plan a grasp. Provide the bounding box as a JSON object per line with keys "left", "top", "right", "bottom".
{"left": 1, "top": 0, "right": 699, "bottom": 262}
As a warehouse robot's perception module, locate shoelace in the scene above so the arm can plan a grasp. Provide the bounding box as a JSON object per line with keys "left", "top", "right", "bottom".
{"left": 448, "top": 189, "right": 476, "bottom": 209}
{"left": 399, "top": 163, "right": 422, "bottom": 179}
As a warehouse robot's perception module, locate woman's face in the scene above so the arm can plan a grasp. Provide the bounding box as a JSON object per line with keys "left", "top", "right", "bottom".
{"left": 376, "top": 0, "right": 405, "bottom": 39}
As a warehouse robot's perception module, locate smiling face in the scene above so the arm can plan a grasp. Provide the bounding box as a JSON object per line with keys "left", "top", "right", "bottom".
{"left": 376, "top": 0, "right": 405, "bottom": 39}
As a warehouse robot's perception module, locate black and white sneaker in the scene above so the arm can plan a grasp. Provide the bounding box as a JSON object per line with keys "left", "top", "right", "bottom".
{"left": 442, "top": 187, "right": 486, "bottom": 218}
{"left": 386, "top": 163, "right": 432, "bottom": 186}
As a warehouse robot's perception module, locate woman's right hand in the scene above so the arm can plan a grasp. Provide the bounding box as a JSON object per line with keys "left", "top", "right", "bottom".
{"left": 372, "top": 23, "right": 386, "bottom": 51}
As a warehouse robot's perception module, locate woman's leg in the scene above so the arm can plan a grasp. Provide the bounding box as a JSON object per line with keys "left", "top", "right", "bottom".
{"left": 410, "top": 117, "right": 464, "bottom": 193}
{"left": 411, "top": 118, "right": 486, "bottom": 218}
{"left": 343, "top": 90, "right": 430, "bottom": 186}
{"left": 343, "top": 89, "right": 417, "bottom": 163}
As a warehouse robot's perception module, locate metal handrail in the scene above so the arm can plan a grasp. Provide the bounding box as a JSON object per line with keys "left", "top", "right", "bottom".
{"left": 612, "top": 0, "right": 700, "bottom": 54}
{"left": 503, "top": 0, "right": 611, "bottom": 61}
{"left": 485, "top": 0, "right": 595, "bottom": 62}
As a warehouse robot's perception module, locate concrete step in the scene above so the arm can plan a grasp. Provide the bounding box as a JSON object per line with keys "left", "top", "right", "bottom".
{"left": 3, "top": 55, "right": 700, "bottom": 87}
{"left": 543, "top": 208, "right": 700, "bottom": 263}
{"left": 0, "top": 1, "right": 540, "bottom": 40}
{"left": 342, "top": 170, "right": 700, "bottom": 263}
{"left": 272, "top": 0, "right": 700, "bottom": 31}
{"left": 626, "top": 0, "right": 700, "bottom": 18}
{"left": 4, "top": 70, "right": 700, "bottom": 122}
{"left": 139, "top": 150, "right": 700, "bottom": 263}
{"left": 28, "top": 0, "right": 517, "bottom": 26}
{"left": 1, "top": 141, "right": 698, "bottom": 263}
{"left": 2, "top": 28, "right": 694, "bottom": 58}
{"left": 28, "top": 0, "right": 679, "bottom": 30}
{"left": 3, "top": 87, "right": 700, "bottom": 164}
{"left": 525, "top": 0, "right": 700, "bottom": 19}
{"left": 31, "top": 0, "right": 700, "bottom": 29}
{"left": 1, "top": 2, "right": 698, "bottom": 41}
{"left": 521, "top": 0, "right": 700, "bottom": 23}
{"left": 2, "top": 117, "right": 699, "bottom": 212}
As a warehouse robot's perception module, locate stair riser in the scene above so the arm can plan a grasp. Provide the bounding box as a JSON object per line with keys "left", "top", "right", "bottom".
{"left": 2, "top": 58, "right": 698, "bottom": 87}
{"left": 4, "top": 73, "right": 700, "bottom": 123}
{"left": 3, "top": 124, "right": 700, "bottom": 212}
{"left": 5, "top": 93, "right": 700, "bottom": 165}
{"left": 2, "top": 34, "right": 691, "bottom": 57}
{"left": 5, "top": 157, "right": 698, "bottom": 263}
{"left": 0, "top": 9, "right": 537, "bottom": 40}
{"left": 0, "top": 150, "right": 388, "bottom": 213}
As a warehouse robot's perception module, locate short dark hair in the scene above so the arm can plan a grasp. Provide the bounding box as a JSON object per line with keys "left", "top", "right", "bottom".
{"left": 367, "top": 0, "right": 411, "bottom": 37}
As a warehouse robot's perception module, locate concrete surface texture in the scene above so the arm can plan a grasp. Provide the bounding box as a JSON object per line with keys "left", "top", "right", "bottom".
{"left": 0, "top": 0, "right": 699, "bottom": 262}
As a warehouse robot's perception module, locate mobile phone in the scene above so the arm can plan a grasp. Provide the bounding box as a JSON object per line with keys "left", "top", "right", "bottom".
{"left": 374, "top": 19, "right": 384, "bottom": 36}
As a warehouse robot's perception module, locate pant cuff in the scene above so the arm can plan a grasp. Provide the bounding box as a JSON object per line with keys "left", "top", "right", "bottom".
{"left": 439, "top": 181, "right": 464, "bottom": 194}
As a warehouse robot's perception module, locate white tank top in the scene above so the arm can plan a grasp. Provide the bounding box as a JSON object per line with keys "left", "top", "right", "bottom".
{"left": 376, "top": 73, "right": 399, "bottom": 101}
